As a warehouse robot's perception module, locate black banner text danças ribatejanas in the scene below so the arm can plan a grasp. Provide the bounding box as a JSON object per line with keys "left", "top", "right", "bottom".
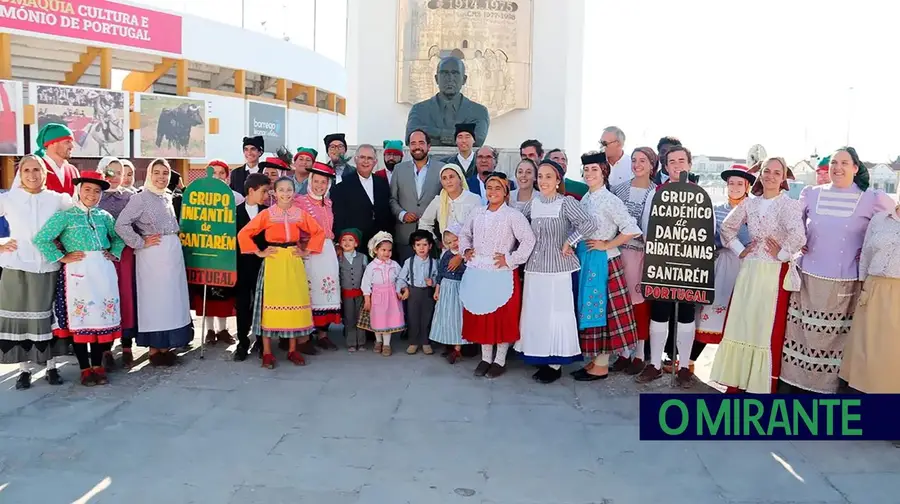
{"left": 641, "top": 176, "right": 716, "bottom": 305}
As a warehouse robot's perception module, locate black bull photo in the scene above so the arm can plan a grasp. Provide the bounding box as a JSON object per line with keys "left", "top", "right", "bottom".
{"left": 156, "top": 103, "right": 203, "bottom": 154}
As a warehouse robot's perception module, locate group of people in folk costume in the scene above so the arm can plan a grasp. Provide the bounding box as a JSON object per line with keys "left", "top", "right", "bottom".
{"left": 1, "top": 123, "right": 897, "bottom": 397}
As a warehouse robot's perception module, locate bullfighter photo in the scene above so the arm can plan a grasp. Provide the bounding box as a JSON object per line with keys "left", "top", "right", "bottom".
{"left": 30, "top": 83, "right": 128, "bottom": 158}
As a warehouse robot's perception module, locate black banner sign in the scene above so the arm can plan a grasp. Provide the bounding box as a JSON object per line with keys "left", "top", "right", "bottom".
{"left": 640, "top": 176, "right": 716, "bottom": 305}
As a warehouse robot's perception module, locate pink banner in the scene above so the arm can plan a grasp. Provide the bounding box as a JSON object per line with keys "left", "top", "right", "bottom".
{"left": 0, "top": 0, "right": 182, "bottom": 55}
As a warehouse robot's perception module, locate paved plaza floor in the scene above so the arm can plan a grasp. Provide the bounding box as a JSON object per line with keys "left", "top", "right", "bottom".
{"left": 1, "top": 321, "right": 898, "bottom": 504}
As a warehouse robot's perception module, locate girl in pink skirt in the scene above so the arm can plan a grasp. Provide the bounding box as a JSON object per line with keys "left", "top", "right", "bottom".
{"left": 360, "top": 231, "right": 406, "bottom": 356}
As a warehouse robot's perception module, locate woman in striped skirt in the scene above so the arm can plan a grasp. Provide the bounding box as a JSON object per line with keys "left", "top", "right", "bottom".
{"left": 516, "top": 159, "right": 597, "bottom": 384}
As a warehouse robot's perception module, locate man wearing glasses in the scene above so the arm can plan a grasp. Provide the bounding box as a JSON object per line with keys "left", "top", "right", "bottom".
{"left": 600, "top": 126, "right": 632, "bottom": 186}
{"left": 468, "top": 146, "right": 516, "bottom": 205}
{"left": 323, "top": 133, "right": 355, "bottom": 184}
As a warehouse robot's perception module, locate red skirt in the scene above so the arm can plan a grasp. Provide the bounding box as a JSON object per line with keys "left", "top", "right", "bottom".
{"left": 462, "top": 270, "right": 522, "bottom": 345}
{"left": 190, "top": 285, "right": 236, "bottom": 318}
{"left": 114, "top": 246, "right": 136, "bottom": 332}
{"left": 313, "top": 310, "right": 342, "bottom": 327}
{"left": 633, "top": 301, "right": 650, "bottom": 341}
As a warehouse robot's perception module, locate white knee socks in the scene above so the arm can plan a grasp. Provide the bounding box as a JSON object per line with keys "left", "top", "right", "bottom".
{"left": 383, "top": 333, "right": 392, "bottom": 346}
{"left": 650, "top": 321, "right": 667, "bottom": 368}
{"left": 19, "top": 362, "right": 29, "bottom": 372}
{"left": 205, "top": 317, "right": 227, "bottom": 332}
{"left": 549, "top": 364, "right": 561, "bottom": 370}
{"left": 45, "top": 357, "right": 58, "bottom": 370}
{"left": 676, "top": 322, "right": 695, "bottom": 370}
{"left": 494, "top": 343, "right": 510, "bottom": 366}
{"left": 481, "top": 344, "right": 494, "bottom": 364}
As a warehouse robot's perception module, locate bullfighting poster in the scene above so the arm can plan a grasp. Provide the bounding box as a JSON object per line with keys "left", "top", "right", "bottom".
{"left": 137, "top": 93, "right": 206, "bottom": 159}
{"left": 29, "top": 83, "right": 126, "bottom": 157}
{"left": 179, "top": 166, "right": 237, "bottom": 288}
{"left": 0, "top": 80, "right": 24, "bottom": 156}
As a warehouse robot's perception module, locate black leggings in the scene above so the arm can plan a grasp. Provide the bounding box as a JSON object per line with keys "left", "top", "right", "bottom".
{"left": 73, "top": 342, "right": 112, "bottom": 370}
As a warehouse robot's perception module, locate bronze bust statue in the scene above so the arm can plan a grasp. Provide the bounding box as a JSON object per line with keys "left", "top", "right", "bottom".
{"left": 405, "top": 56, "right": 490, "bottom": 147}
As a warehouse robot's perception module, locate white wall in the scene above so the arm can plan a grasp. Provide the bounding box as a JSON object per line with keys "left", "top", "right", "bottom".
{"left": 347, "top": 0, "right": 584, "bottom": 153}
{"left": 288, "top": 107, "right": 320, "bottom": 160}
{"left": 181, "top": 14, "right": 346, "bottom": 96}
{"left": 188, "top": 91, "right": 246, "bottom": 164}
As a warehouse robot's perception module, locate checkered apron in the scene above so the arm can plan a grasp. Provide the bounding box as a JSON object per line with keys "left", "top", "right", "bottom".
{"left": 578, "top": 256, "right": 637, "bottom": 357}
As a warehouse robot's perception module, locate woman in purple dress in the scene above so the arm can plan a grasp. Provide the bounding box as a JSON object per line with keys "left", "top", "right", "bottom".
{"left": 780, "top": 147, "right": 894, "bottom": 393}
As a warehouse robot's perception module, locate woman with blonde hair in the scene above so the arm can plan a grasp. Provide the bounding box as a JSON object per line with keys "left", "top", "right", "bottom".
{"left": 115, "top": 158, "right": 193, "bottom": 366}
{"left": 0, "top": 155, "right": 72, "bottom": 389}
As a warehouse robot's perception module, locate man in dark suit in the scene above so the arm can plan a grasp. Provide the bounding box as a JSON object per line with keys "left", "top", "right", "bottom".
{"left": 233, "top": 173, "right": 270, "bottom": 361}
{"left": 331, "top": 144, "right": 394, "bottom": 255}
{"left": 405, "top": 56, "right": 490, "bottom": 147}
{"left": 230, "top": 135, "right": 265, "bottom": 196}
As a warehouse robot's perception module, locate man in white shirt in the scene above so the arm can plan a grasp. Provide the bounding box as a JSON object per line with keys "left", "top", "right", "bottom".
{"left": 601, "top": 126, "right": 632, "bottom": 187}
{"left": 230, "top": 135, "right": 264, "bottom": 196}
{"left": 440, "top": 123, "right": 477, "bottom": 177}
{"left": 331, "top": 144, "right": 394, "bottom": 255}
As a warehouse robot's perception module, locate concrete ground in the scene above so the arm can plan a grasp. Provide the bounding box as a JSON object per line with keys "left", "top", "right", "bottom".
{"left": 1, "top": 321, "right": 898, "bottom": 504}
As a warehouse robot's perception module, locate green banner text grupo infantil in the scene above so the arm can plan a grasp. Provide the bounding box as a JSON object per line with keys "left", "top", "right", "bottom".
{"left": 179, "top": 170, "right": 237, "bottom": 287}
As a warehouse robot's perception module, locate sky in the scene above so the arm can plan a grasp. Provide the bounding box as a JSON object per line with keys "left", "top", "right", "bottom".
{"left": 580, "top": 0, "right": 900, "bottom": 165}
{"left": 128, "top": 0, "right": 897, "bottom": 165}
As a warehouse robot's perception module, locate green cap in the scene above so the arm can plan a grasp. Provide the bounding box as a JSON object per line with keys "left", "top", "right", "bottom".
{"left": 338, "top": 228, "right": 363, "bottom": 244}
{"left": 294, "top": 147, "right": 318, "bottom": 161}
{"left": 383, "top": 140, "right": 403, "bottom": 155}
{"left": 34, "top": 123, "right": 74, "bottom": 157}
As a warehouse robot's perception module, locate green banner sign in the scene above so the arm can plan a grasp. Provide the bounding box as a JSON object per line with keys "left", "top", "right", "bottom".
{"left": 179, "top": 167, "right": 237, "bottom": 287}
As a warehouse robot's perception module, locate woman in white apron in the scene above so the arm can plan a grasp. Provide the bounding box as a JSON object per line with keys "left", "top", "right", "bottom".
{"left": 292, "top": 161, "right": 342, "bottom": 352}
{"left": 115, "top": 158, "right": 192, "bottom": 367}
{"left": 0, "top": 155, "right": 72, "bottom": 390}
{"left": 34, "top": 170, "right": 124, "bottom": 386}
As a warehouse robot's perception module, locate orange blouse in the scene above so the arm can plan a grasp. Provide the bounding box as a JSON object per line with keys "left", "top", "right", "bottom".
{"left": 238, "top": 205, "right": 325, "bottom": 254}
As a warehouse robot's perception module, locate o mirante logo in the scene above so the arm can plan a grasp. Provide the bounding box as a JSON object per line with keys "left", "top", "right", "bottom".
{"left": 640, "top": 395, "right": 899, "bottom": 441}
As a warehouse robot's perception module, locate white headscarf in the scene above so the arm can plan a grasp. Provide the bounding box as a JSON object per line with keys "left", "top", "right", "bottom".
{"left": 144, "top": 161, "right": 172, "bottom": 195}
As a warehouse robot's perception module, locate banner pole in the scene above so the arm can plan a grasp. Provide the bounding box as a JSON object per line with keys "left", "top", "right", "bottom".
{"left": 671, "top": 302, "right": 679, "bottom": 386}
{"left": 199, "top": 284, "right": 207, "bottom": 360}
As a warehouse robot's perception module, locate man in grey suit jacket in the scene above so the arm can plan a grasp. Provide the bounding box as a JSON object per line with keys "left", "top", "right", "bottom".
{"left": 390, "top": 129, "right": 443, "bottom": 263}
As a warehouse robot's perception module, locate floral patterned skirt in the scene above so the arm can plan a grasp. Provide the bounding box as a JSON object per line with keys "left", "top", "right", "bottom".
{"left": 305, "top": 239, "right": 341, "bottom": 327}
